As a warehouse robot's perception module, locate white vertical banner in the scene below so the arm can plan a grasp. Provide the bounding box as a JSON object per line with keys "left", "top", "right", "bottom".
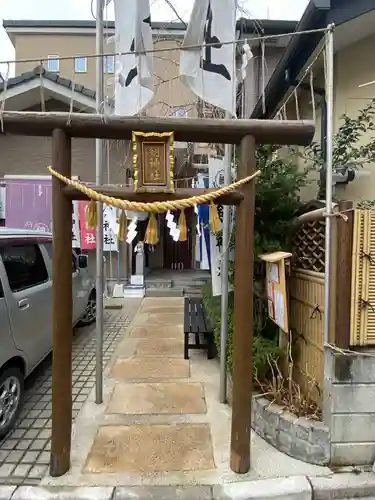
{"left": 103, "top": 204, "right": 119, "bottom": 252}
{"left": 208, "top": 156, "right": 224, "bottom": 296}
{"left": 72, "top": 201, "right": 81, "bottom": 248}
{"left": 113, "top": 0, "right": 154, "bottom": 116}
{"left": 179, "top": 0, "right": 237, "bottom": 117}
{"left": 0, "top": 183, "right": 5, "bottom": 219}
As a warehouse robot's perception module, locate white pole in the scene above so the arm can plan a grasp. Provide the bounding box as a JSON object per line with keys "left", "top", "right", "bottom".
{"left": 95, "top": 0, "right": 105, "bottom": 404}
{"left": 219, "top": 0, "right": 237, "bottom": 403}
{"left": 323, "top": 24, "right": 335, "bottom": 345}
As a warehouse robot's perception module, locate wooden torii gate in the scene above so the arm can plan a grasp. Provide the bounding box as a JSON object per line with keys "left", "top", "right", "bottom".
{"left": 1, "top": 111, "right": 314, "bottom": 477}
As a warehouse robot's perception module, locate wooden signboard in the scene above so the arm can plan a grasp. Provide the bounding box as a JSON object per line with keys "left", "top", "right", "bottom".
{"left": 132, "top": 131, "right": 175, "bottom": 193}
{"left": 259, "top": 251, "right": 291, "bottom": 333}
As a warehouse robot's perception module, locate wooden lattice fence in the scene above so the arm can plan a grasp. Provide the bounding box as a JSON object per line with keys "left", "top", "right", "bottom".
{"left": 292, "top": 219, "right": 325, "bottom": 273}
{"left": 288, "top": 213, "right": 326, "bottom": 403}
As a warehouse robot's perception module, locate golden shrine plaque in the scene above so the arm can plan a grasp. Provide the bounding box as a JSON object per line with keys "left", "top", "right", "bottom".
{"left": 132, "top": 131, "right": 175, "bottom": 193}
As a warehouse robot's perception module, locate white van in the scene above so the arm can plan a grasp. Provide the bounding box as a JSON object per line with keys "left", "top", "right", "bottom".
{"left": 0, "top": 228, "right": 96, "bottom": 438}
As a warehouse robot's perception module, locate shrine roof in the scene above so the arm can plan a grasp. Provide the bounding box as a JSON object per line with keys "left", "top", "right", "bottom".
{"left": 0, "top": 65, "right": 96, "bottom": 101}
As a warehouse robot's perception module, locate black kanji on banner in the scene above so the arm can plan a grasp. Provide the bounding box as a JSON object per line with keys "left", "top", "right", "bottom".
{"left": 200, "top": 2, "right": 231, "bottom": 81}
{"left": 125, "top": 16, "right": 152, "bottom": 87}
{"left": 104, "top": 235, "right": 115, "bottom": 245}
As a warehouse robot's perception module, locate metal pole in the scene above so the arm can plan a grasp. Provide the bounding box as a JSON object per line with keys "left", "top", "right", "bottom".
{"left": 95, "top": 0, "right": 105, "bottom": 404}
{"left": 219, "top": 120, "right": 232, "bottom": 403}
{"left": 219, "top": 1, "right": 238, "bottom": 402}
{"left": 323, "top": 24, "right": 335, "bottom": 345}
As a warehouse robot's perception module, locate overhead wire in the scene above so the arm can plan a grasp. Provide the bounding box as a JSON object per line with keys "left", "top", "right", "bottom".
{"left": 0, "top": 27, "right": 330, "bottom": 67}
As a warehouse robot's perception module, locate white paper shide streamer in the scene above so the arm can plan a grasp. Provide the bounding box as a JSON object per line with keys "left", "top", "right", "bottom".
{"left": 179, "top": 0, "right": 236, "bottom": 117}
{"left": 194, "top": 204, "right": 201, "bottom": 237}
{"left": 241, "top": 39, "right": 253, "bottom": 81}
{"left": 126, "top": 216, "right": 138, "bottom": 244}
{"left": 166, "top": 210, "right": 180, "bottom": 242}
{"left": 113, "top": 0, "right": 154, "bottom": 116}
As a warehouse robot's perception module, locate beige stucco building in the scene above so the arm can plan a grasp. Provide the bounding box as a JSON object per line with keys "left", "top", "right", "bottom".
{"left": 250, "top": 0, "right": 375, "bottom": 204}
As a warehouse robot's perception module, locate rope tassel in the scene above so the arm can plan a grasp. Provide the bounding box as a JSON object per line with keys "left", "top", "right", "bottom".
{"left": 178, "top": 209, "right": 187, "bottom": 241}
{"left": 117, "top": 210, "right": 126, "bottom": 242}
{"left": 210, "top": 201, "right": 221, "bottom": 234}
{"left": 144, "top": 213, "right": 159, "bottom": 245}
{"left": 85, "top": 200, "right": 98, "bottom": 228}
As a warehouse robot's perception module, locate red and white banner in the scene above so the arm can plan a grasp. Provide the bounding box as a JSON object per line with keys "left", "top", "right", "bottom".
{"left": 78, "top": 201, "right": 96, "bottom": 250}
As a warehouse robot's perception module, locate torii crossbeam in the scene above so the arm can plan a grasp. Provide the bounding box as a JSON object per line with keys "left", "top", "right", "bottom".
{"left": 0, "top": 111, "right": 314, "bottom": 477}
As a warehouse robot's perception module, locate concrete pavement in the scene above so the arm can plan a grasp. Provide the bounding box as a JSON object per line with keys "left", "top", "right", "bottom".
{"left": 4, "top": 472, "right": 375, "bottom": 499}
{"left": 40, "top": 297, "right": 330, "bottom": 487}
{"left": 2, "top": 298, "right": 375, "bottom": 498}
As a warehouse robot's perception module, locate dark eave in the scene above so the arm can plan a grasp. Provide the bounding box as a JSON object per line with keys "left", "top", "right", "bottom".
{"left": 237, "top": 17, "right": 298, "bottom": 35}
{"left": 2, "top": 19, "right": 186, "bottom": 31}
{"left": 251, "top": 0, "right": 331, "bottom": 119}
{"left": 251, "top": 0, "right": 375, "bottom": 119}
{"left": 3, "top": 18, "right": 298, "bottom": 36}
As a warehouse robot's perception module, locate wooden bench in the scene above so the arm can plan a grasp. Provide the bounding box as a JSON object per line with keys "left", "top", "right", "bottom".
{"left": 184, "top": 297, "right": 216, "bottom": 360}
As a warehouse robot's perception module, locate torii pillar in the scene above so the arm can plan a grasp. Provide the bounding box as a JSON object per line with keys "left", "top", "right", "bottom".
{"left": 0, "top": 110, "right": 315, "bottom": 477}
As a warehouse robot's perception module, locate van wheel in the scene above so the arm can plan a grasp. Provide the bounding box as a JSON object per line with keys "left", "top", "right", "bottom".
{"left": 0, "top": 367, "right": 24, "bottom": 439}
{"left": 77, "top": 290, "right": 97, "bottom": 327}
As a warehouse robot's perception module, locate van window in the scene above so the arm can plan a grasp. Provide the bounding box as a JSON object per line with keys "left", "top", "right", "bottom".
{"left": 0, "top": 244, "right": 49, "bottom": 293}
{"left": 44, "top": 242, "right": 78, "bottom": 272}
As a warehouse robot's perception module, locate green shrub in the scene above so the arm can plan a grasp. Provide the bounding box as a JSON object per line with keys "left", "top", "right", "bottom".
{"left": 202, "top": 282, "right": 282, "bottom": 381}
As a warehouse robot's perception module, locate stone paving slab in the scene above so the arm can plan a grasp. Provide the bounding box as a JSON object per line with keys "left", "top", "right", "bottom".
{"left": 84, "top": 423, "right": 215, "bottom": 473}
{"left": 140, "top": 298, "right": 184, "bottom": 311}
{"left": 0, "top": 486, "right": 16, "bottom": 500}
{"left": 144, "top": 313, "right": 183, "bottom": 326}
{"left": 0, "top": 485, "right": 213, "bottom": 500}
{"left": 140, "top": 305, "right": 184, "bottom": 315}
{"left": 106, "top": 382, "right": 207, "bottom": 415}
{"left": 11, "top": 486, "right": 114, "bottom": 499}
{"left": 113, "top": 486, "right": 213, "bottom": 500}
{"left": 111, "top": 357, "right": 190, "bottom": 381}
{"left": 129, "top": 325, "right": 183, "bottom": 339}
{"left": 135, "top": 338, "right": 184, "bottom": 357}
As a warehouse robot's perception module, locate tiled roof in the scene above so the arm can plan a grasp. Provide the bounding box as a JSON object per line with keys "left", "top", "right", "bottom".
{"left": 0, "top": 65, "right": 96, "bottom": 100}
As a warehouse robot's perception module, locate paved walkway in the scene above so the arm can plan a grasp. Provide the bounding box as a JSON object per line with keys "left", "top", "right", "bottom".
{"left": 40, "top": 297, "right": 330, "bottom": 488}
{"left": 0, "top": 302, "right": 140, "bottom": 486}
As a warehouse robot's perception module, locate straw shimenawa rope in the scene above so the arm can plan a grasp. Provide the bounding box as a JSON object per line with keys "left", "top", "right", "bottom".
{"left": 47, "top": 166, "right": 261, "bottom": 212}
{"left": 48, "top": 165, "right": 261, "bottom": 244}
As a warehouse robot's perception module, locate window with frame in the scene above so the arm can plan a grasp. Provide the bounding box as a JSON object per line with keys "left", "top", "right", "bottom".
{"left": 104, "top": 55, "right": 115, "bottom": 74}
{"left": 75, "top": 56, "right": 87, "bottom": 73}
{"left": 44, "top": 242, "right": 78, "bottom": 273}
{"left": 0, "top": 244, "right": 49, "bottom": 293}
{"left": 47, "top": 55, "right": 59, "bottom": 73}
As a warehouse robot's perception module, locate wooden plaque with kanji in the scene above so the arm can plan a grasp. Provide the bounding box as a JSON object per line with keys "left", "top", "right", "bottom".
{"left": 132, "top": 131, "right": 175, "bottom": 193}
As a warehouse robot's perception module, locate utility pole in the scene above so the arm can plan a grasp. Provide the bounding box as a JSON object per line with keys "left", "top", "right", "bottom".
{"left": 95, "top": 0, "right": 105, "bottom": 404}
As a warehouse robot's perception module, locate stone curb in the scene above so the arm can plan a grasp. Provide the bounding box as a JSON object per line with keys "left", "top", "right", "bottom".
{"left": 213, "top": 476, "right": 311, "bottom": 499}
{"left": 0, "top": 478, "right": 310, "bottom": 500}
{"left": 2, "top": 473, "right": 375, "bottom": 500}
{"left": 309, "top": 472, "right": 375, "bottom": 500}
